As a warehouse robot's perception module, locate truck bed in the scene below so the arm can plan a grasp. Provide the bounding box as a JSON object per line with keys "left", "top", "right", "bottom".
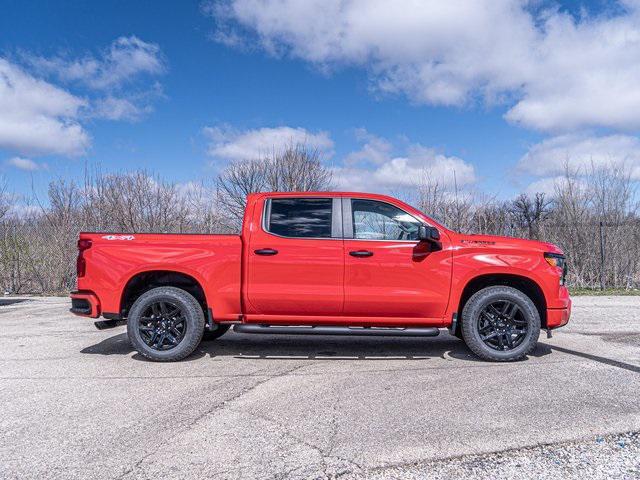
{"left": 76, "top": 232, "right": 243, "bottom": 320}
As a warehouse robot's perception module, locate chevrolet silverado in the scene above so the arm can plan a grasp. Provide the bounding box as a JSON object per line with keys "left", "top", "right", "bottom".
{"left": 70, "top": 192, "right": 571, "bottom": 362}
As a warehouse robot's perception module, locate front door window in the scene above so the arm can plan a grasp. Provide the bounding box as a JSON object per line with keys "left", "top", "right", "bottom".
{"left": 351, "top": 199, "right": 422, "bottom": 241}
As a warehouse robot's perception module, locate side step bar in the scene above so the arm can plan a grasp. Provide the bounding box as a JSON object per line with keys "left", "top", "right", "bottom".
{"left": 233, "top": 324, "right": 440, "bottom": 337}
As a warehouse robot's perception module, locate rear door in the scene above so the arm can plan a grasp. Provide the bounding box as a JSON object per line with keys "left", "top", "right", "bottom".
{"left": 342, "top": 198, "right": 451, "bottom": 320}
{"left": 246, "top": 196, "right": 344, "bottom": 316}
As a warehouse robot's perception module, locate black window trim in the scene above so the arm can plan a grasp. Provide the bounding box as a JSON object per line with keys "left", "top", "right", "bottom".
{"left": 262, "top": 197, "right": 343, "bottom": 240}
{"left": 343, "top": 197, "right": 427, "bottom": 242}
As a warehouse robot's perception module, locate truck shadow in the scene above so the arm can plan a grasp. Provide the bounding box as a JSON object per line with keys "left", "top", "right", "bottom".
{"left": 0, "top": 298, "right": 27, "bottom": 306}
{"left": 78, "top": 333, "right": 640, "bottom": 373}
{"left": 80, "top": 330, "right": 552, "bottom": 363}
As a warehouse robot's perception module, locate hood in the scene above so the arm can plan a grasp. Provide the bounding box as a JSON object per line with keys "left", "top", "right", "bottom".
{"left": 449, "top": 232, "right": 564, "bottom": 255}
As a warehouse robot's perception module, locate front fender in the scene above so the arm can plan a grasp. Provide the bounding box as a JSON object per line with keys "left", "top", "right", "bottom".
{"left": 445, "top": 249, "right": 556, "bottom": 319}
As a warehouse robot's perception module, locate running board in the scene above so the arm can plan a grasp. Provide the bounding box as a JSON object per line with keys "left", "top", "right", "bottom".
{"left": 233, "top": 324, "right": 440, "bottom": 337}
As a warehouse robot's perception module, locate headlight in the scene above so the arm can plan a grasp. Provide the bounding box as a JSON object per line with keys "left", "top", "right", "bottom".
{"left": 544, "top": 253, "right": 567, "bottom": 285}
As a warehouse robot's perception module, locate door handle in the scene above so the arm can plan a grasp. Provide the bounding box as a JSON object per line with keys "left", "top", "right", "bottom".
{"left": 349, "top": 250, "right": 374, "bottom": 258}
{"left": 254, "top": 248, "right": 278, "bottom": 256}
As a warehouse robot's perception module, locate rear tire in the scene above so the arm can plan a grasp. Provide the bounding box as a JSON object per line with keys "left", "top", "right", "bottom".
{"left": 127, "top": 286, "right": 205, "bottom": 362}
{"left": 461, "top": 286, "right": 540, "bottom": 362}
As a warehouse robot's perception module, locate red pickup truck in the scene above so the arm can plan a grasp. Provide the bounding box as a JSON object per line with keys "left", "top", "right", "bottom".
{"left": 70, "top": 191, "right": 571, "bottom": 362}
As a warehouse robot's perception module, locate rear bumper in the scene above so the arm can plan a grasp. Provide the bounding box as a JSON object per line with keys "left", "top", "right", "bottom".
{"left": 70, "top": 291, "right": 101, "bottom": 318}
{"left": 547, "top": 300, "right": 571, "bottom": 329}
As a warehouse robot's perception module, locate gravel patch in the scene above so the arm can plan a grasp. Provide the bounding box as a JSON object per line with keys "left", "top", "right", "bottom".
{"left": 352, "top": 431, "right": 640, "bottom": 480}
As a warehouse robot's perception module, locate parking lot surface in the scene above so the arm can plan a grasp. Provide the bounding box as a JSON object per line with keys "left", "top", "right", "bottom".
{"left": 0, "top": 296, "right": 638, "bottom": 479}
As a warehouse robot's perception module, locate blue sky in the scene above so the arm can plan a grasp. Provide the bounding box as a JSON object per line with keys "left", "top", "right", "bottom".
{"left": 2, "top": 0, "right": 640, "bottom": 205}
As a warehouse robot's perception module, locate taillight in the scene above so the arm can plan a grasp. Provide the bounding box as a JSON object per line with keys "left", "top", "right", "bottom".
{"left": 78, "top": 239, "right": 92, "bottom": 251}
{"left": 77, "top": 239, "right": 92, "bottom": 278}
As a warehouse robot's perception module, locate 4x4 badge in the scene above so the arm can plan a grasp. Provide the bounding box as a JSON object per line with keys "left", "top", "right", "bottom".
{"left": 101, "top": 235, "right": 135, "bottom": 241}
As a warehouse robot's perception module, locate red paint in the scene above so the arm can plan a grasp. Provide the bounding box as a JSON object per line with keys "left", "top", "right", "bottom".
{"left": 343, "top": 239, "right": 451, "bottom": 320}
{"left": 72, "top": 191, "right": 571, "bottom": 329}
{"left": 247, "top": 234, "right": 344, "bottom": 316}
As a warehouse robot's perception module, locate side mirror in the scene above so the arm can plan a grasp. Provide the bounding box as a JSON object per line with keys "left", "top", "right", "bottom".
{"left": 418, "top": 225, "right": 440, "bottom": 243}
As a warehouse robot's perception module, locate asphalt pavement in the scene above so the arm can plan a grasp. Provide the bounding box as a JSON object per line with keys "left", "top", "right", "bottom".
{"left": 0, "top": 296, "right": 638, "bottom": 479}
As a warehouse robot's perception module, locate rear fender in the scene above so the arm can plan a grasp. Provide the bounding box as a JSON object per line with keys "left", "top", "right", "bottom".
{"left": 119, "top": 266, "right": 210, "bottom": 313}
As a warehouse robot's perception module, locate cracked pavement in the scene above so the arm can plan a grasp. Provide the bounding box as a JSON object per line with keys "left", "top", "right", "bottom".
{"left": 0, "top": 296, "right": 639, "bottom": 479}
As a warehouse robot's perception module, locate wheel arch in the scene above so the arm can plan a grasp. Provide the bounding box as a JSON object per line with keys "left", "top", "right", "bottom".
{"left": 455, "top": 273, "right": 547, "bottom": 335}
{"left": 120, "top": 270, "right": 208, "bottom": 318}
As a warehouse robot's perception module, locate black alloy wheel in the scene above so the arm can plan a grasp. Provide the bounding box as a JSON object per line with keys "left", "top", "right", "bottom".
{"left": 477, "top": 300, "right": 528, "bottom": 351}
{"left": 127, "top": 286, "right": 205, "bottom": 362}
{"left": 138, "top": 301, "right": 187, "bottom": 351}
{"left": 460, "top": 286, "right": 540, "bottom": 362}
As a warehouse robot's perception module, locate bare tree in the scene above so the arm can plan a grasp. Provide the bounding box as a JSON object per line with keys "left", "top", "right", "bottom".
{"left": 588, "top": 164, "right": 638, "bottom": 288}
{"left": 0, "top": 178, "right": 10, "bottom": 221}
{"left": 83, "top": 170, "right": 192, "bottom": 233}
{"left": 217, "top": 142, "right": 333, "bottom": 227}
{"left": 181, "top": 181, "right": 235, "bottom": 234}
{"left": 265, "top": 143, "right": 332, "bottom": 191}
{"left": 2, "top": 157, "right": 640, "bottom": 294}
{"left": 217, "top": 160, "right": 268, "bottom": 225}
{"left": 510, "top": 192, "right": 552, "bottom": 239}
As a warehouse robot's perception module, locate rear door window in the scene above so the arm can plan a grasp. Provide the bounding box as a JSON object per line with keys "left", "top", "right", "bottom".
{"left": 266, "top": 198, "right": 333, "bottom": 238}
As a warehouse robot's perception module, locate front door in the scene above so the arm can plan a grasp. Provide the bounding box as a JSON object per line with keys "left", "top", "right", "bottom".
{"left": 246, "top": 196, "right": 344, "bottom": 317}
{"left": 343, "top": 198, "right": 451, "bottom": 320}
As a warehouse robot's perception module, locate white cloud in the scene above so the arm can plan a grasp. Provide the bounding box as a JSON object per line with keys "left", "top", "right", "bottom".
{"left": 333, "top": 131, "right": 476, "bottom": 193}
{"left": 504, "top": 9, "right": 640, "bottom": 131}
{"left": 203, "top": 125, "right": 334, "bottom": 161}
{"left": 344, "top": 128, "right": 393, "bottom": 165}
{"left": 211, "top": 0, "right": 640, "bottom": 131}
{"left": 23, "top": 36, "right": 166, "bottom": 124}
{"left": 0, "top": 37, "right": 165, "bottom": 157}
{"left": 92, "top": 96, "right": 147, "bottom": 121}
{"left": 6, "top": 157, "right": 43, "bottom": 171}
{"left": 27, "top": 36, "right": 165, "bottom": 90}
{"left": 5, "top": 202, "right": 41, "bottom": 219}
{"left": 524, "top": 176, "right": 565, "bottom": 197}
{"left": 202, "top": 124, "right": 474, "bottom": 194}
{"left": 0, "top": 59, "right": 90, "bottom": 156}
{"left": 518, "top": 133, "right": 640, "bottom": 180}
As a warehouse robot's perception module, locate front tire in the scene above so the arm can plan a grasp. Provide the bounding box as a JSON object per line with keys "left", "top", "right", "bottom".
{"left": 127, "top": 286, "right": 205, "bottom": 362}
{"left": 461, "top": 286, "right": 540, "bottom": 362}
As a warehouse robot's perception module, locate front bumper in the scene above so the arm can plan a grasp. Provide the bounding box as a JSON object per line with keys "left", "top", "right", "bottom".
{"left": 70, "top": 291, "right": 101, "bottom": 318}
{"left": 547, "top": 300, "right": 571, "bottom": 329}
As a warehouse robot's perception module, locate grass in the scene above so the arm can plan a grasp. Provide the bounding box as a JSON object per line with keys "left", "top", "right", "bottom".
{"left": 569, "top": 287, "right": 640, "bottom": 296}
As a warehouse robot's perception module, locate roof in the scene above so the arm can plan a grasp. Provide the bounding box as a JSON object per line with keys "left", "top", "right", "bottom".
{"left": 250, "top": 191, "right": 396, "bottom": 199}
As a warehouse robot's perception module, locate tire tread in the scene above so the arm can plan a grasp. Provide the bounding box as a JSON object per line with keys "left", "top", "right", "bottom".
{"left": 127, "top": 286, "right": 205, "bottom": 362}
{"left": 461, "top": 286, "right": 540, "bottom": 362}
